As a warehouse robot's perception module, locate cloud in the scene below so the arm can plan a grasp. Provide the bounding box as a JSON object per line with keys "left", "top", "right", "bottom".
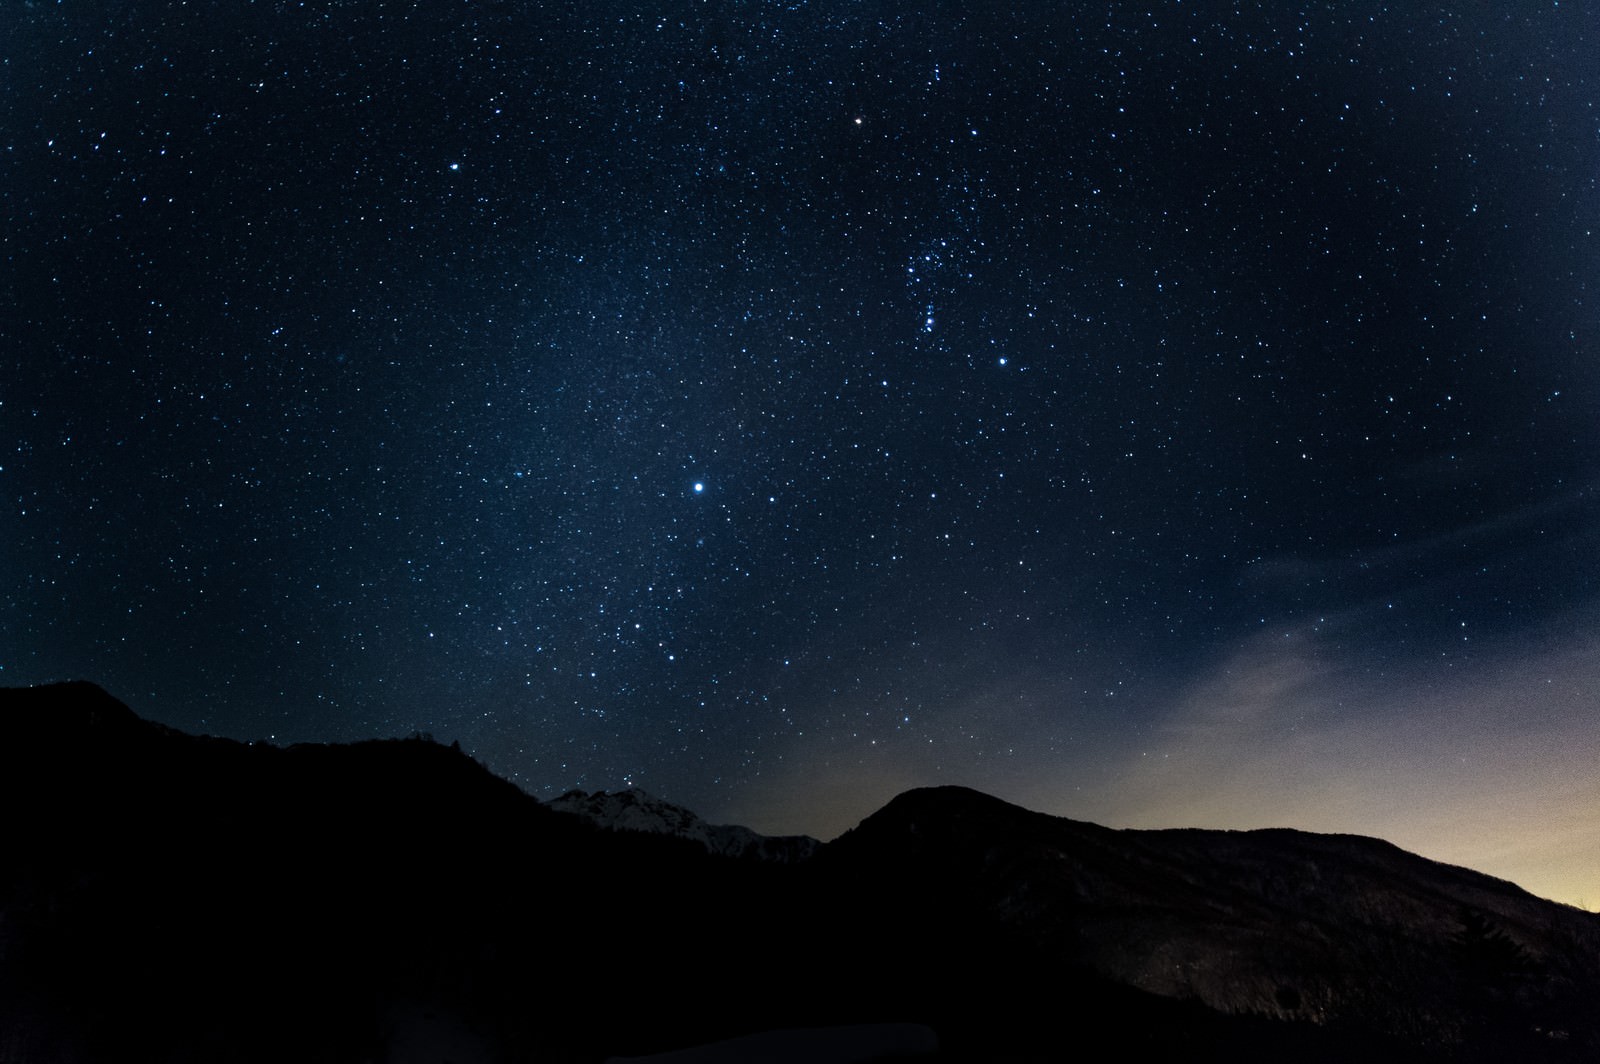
{"left": 1233, "top": 482, "right": 1600, "bottom": 631}
{"left": 1040, "top": 608, "right": 1600, "bottom": 908}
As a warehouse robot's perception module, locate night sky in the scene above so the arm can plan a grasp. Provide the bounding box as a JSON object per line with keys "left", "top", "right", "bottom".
{"left": 6, "top": 2, "right": 1598, "bottom": 906}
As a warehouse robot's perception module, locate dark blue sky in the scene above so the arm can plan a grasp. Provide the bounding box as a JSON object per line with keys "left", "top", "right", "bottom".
{"left": 6, "top": 2, "right": 1598, "bottom": 904}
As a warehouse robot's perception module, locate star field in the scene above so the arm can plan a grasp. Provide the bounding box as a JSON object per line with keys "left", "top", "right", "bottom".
{"left": 5, "top": 2, "right": 1599, "bottom": 905}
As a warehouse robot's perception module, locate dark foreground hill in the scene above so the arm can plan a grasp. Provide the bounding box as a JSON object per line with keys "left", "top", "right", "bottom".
{"left": 3, "top": 682, "right": 1597, "bottom": 1062}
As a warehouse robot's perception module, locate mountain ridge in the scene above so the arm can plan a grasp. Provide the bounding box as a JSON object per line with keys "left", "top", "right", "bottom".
{"left": 4, "top": 681, "right": 1597, "bottom": 1062}
{"left": 819, "top": 781, "right": 1600, "bottom": 1045}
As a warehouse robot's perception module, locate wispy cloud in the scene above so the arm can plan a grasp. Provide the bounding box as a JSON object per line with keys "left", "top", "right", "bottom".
{"left": 1057, "top": 607, "right": 1600, "bottom": 908}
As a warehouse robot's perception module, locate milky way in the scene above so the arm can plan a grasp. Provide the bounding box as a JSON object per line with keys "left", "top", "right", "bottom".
{"left": 6, "top": 3, "right": 1598, "bottom": 905}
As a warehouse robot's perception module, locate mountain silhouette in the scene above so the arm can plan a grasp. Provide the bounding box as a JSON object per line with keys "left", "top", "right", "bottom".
{"left": 3, "top": 682, "right": 1597, "bottom": 1062}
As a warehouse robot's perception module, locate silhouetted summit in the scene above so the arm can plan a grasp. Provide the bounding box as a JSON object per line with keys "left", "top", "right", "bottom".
{"left": 3, "top": 682, "right": 1598, "bottom": 1063}
{"left": 821, "top": 782, "right": 1600, "bottom": 1052}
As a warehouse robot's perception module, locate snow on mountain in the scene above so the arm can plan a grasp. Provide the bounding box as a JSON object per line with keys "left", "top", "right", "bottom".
{"left": 546, "top": 787, "right": 819, "bottom": 862}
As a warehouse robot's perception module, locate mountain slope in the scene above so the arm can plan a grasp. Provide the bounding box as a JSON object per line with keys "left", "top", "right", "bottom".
{"left": 817, "top": 785, "right": 1600, "bottom": 1053}
{"left": 0, "top": 682, "right": 787, "bottom": 1062}
{"left": 4, "top": 683, "right": 1598, "bottom": 1063}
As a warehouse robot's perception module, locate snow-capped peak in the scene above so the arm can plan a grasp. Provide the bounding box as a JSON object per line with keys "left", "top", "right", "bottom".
{"left": 545, "top": 788, "right": 819, "bottom": 862}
